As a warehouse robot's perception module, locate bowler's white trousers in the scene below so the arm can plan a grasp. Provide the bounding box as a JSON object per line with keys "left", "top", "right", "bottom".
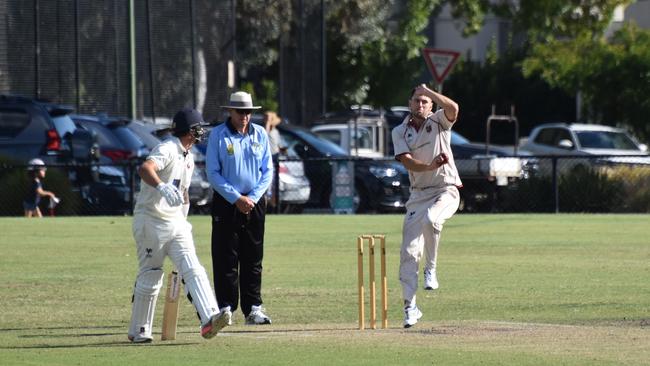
{"left": 399, "top": 185, "right": 460, "bottom": 304}
{"left": 129, "top": 214, "right": 219, "bottom": 338}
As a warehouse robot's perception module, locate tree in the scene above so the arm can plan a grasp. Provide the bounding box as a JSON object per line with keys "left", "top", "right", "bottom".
{"left": 362, "top": 0, "right": 440, "bottom": 108}
{"left": 324, "top": 0, "right": 398, "bottom": 109}
{"left": 444, "top": 42, "right": 575, "bottom": 143}
{"left": 523, "top": 23, "right": 650, "bottom": 142}
{"left": 450, "top": 0, "right": 632, "bottom": 40}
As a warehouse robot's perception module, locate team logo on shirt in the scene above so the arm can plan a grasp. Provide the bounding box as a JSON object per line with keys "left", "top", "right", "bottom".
{"left": 426, "top": 125, "right": 432, "bottom": 133}
{"left": 227, "top": 143, "right": 234, "bottom": 155}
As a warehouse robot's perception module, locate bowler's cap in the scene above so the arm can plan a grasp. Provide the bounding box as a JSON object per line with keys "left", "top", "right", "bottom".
{"left": 220, "top": 91, "right": 261, "bottom": 110}
{"left": 172, "top": 108, "right": 205, "bottom": 135}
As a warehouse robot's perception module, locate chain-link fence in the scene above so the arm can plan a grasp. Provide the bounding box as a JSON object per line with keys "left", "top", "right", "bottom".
{"left": 2, "top": 155, "right": 650, "bottom": 216}
{"left": 0, "top": 0, "right": 325, "bottom": 126}
{"left": 1, "top": 0, "right": 233, "bottom": 122}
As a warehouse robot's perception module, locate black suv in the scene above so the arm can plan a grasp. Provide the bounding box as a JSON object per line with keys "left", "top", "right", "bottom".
{"left": 0, "top": 95, "right": 131, "bottom": 215}
{"left": 276, "top": 124, "right": 410, "bottom": 213}
{"left": 0, "top": 95, "right": 96, "bottom": 164}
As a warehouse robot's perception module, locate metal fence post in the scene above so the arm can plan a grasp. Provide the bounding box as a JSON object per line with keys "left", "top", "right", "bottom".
{"left": 273, "top": 157, "right": 280, "bottom": 214}
{"left": 552, "top": 157, "right": 559, "bottom": 213}
{"left": 129, "top": 161, "right": 136, "bottom": 215}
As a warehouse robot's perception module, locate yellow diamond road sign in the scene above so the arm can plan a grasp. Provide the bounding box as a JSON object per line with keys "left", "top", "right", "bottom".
{"left": 422, "top": 48, "right": 460, "bottom": 84}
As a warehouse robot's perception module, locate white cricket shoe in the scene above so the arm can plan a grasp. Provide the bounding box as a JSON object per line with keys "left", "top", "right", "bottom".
{"left": 424, "top": 268, "right": 439, "bottom": 290}
{"left": 128, "top": 331, "right": 153, "bottom": 344}
{"left": 245, "top": 305, "right": 272, "bottom": 325}
{"left": 403, "top": 305, "right": 423, "bottom": 328}
{"left": 201, "top": 307, "right": 232, "bottom": 339}
{"left": 220, "top": 306, "right": 233, "bottom": 325}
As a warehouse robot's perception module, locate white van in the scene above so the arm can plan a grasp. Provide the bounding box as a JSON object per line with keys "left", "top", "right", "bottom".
{"left": 310, "top": 112, "right": 390, "bottom": 158}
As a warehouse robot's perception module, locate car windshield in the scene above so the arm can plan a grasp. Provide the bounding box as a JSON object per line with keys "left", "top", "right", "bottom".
{"left": 52, "top": 115, "right": 78, "bottom": 138}
{"left": 111, "top": 126, "right": 147, "bottom": 150}
{"left": 292, "top": 129, "right": 348, "bottom": 156}
{"left": 77, "top": 121, "right": 120, "bottom": 146}
{"left": 575, "top": 130, "right": 639, "bottom": 150}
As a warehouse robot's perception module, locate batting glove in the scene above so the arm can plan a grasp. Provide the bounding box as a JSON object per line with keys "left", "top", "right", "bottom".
{"left": 156, "top": 182, "right": 183, "bottom": 206}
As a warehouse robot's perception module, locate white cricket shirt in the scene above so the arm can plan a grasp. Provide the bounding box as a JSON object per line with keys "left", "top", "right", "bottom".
{"left": 391, "top": 109, "right": 462, "bottom": 189}
{"left": 133, "top": 136, "right": 194, "bottom": 221}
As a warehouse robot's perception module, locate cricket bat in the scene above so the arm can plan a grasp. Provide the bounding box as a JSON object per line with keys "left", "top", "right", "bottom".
{"left": 161, "top": 270, "right": 181, "bottom": 340}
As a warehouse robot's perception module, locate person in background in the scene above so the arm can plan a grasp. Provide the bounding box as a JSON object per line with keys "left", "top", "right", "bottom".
{"left": 263, "top": 111, "right": 284, "bottom": 208}
{"left": 264, "top": 111, "right": 282, "bottom": 160}
{"left": 23, "top": 158, "right": 59, "bottom": 218}
{"left": 205, "top": 91, "right": 274, "bottom": 325}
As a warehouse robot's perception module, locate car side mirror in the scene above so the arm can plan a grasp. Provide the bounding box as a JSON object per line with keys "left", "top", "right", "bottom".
{"left": 639, "top": 143, "right": 648, "bottom": 152}
{"left": 557, "top": 139, "right": 574, "bottom": 150}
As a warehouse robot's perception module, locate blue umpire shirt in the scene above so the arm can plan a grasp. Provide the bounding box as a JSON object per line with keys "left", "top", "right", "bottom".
{"left": 206, "top": 119, "right": 274, "bottom": 204}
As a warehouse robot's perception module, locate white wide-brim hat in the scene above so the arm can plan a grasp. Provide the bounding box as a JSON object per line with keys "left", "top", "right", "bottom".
{"left": 221, "top": 91, "right": 262, "bottom": 109}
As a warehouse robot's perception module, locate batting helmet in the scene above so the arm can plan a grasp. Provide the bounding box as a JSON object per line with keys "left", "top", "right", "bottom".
{"left": 172, "top": 108, "right": 204, "bottom": 136}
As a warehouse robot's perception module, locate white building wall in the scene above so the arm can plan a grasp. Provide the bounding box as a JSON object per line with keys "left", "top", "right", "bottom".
{"left": 429, "top": 4, "right": 510, "bottom": 63}
{"left": 624, "top": 1, "right": 650, "bottom": 28}
{"left": 429, "top": 2, "right": 650, "bottom": 63}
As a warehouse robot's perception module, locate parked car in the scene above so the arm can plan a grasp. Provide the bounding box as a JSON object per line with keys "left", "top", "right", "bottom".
{"left": 271, "top": 145, "right": 311, "bottom": 213}
{"left": 0, "top": 95, "right": 131, "bottom": 215}
{"left": 276, "top": 124, "right": 409, "bottom": 213}
{"left": 0, "top": 95, "right": 95, "bottom": 164}
{"left": 521, "top": 123, "right": 650, "bottom": 173}
{"left": 311, "top": 107, "right": 391, "bottom": 158}
{"left": 72, "top": 114, "right": 154, "bottom": 214}
{"left": 71, "top": 114, "right": 150, "bottom": 165}
{"left": 125, "top": 119, "right": 166, "bottom": 150}
{"left": 522, "top": 123, "right": 648, "bottom": 156}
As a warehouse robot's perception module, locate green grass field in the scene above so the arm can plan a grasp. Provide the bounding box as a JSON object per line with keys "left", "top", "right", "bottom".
{"left": 0, "top": 214, "right": 648, "bottom": 365}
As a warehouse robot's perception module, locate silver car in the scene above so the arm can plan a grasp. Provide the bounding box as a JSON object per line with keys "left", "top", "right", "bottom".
{"left": 521, "top": 122, "right": 650, "bottom": 173}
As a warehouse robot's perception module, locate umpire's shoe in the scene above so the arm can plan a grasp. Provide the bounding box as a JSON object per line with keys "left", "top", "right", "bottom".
{"left": 201, "top": 308, "right": 232, "bottom": 339}
{"left": 245, "top": 305, "right": 272, "bottom": 325}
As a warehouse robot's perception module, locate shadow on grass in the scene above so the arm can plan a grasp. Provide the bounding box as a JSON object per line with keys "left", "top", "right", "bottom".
{"left": 1, "top": 342, "right": 198, "bottom": 349}
{"left": 0, "top": 324, "right": 366, "bottom": 349}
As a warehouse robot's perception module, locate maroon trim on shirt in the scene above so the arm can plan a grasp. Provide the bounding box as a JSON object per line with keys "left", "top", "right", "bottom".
{"left": 407, "top": 118, "right": 422, "bottom": 132}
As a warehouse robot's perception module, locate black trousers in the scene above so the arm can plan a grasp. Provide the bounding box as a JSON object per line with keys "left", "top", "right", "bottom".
{"left": 210, "top": 192, "right": 266, "bottom": 316}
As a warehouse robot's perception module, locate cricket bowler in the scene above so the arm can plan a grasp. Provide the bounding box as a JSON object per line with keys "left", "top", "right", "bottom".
{"left": 391, "top": 84, "right": 461, "bottom": 328}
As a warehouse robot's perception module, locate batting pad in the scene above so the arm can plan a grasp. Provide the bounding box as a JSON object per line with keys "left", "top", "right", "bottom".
{"left": 181, "top": 266, "right": 219, "bottom": 325}
{"left": 129, "top": 268, "right": 164, "bottom": 338}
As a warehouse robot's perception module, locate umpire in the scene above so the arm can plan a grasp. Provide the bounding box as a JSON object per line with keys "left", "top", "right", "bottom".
{"left": 205, "top": 91, "right": 274, "bottom": 325}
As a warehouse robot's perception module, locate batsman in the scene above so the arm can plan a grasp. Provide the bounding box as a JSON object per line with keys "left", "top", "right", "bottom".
{"left": 128, "top": 108, "right": 231, "bottom": 343}
{"left": 391, "top": 84, "right": 461, "bottom": 328}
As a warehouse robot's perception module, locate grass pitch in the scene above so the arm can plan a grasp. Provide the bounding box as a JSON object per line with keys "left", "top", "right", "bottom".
{"left": 0, "top": 214, "right": 648, "bottom": 365}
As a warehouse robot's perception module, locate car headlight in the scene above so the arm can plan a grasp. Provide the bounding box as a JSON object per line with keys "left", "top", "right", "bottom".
{"left": 369, "top": 166, "right": 398, "bottom": 179}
